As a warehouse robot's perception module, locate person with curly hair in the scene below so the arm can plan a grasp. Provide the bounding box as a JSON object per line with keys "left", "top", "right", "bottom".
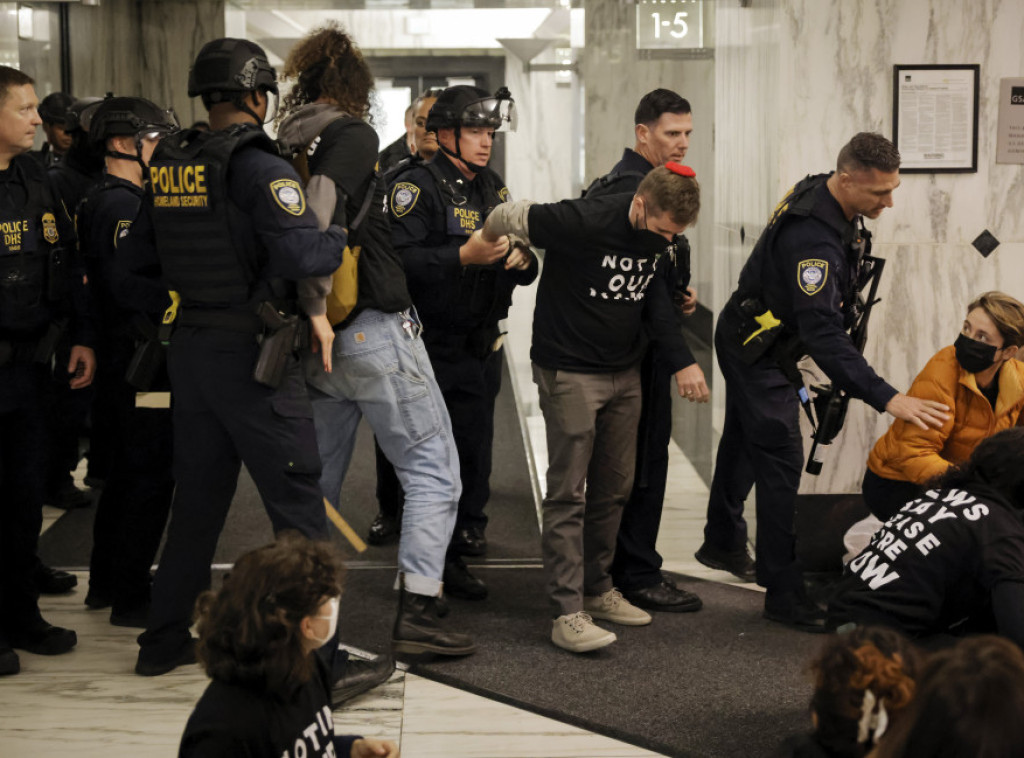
{"left": 276, "top": 23, "right": 475, "bottom": 664}
{"left": 781, "top": 626, "right": 919, "bottom": 758}
{"left": 179, "top": 533, "right": 399, "bottom": 758}
{"left": 872, "top": 635, "right": 1024, "bottom": 758}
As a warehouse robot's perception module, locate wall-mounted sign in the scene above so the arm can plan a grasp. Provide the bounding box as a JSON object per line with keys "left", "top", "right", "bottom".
{"left": 996, "top": 77, "right": 1024, "bottom": 165}
{"left": 893, "top": 64, "right": 979, "bottom": 173}
{"left": 636, "top": 0, "right": 705, "bottom": 51}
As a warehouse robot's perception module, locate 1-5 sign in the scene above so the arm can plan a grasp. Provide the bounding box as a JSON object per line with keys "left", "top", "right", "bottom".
{"left": 636, "top": 0, "right": 705, "bottom": 50}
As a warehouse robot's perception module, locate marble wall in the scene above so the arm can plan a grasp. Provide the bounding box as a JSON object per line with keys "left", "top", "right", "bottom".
{"left": 68, "top": 0, "right": 225, "bottom": 127}
{"left": 714, "top": 0, "right": 1024, "bottom": 494}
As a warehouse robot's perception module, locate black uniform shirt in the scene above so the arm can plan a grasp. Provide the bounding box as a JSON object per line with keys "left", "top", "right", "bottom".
{"left": 527, "top": 193, "right": 678, "bottom": 373}
{"left": 744, "top": 180, "right": 896, "bottom": 411}
{"left": 78, "top": 175, "right": 170, "bottom": 335}
{"left": 829, "top": 485, "right": 1024, "bottom": 641}
{"left": 388, "top": 150, "right": 537, "bottom": 333}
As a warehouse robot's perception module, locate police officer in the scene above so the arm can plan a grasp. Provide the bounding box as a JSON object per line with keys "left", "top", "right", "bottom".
{"left": 587, "top": 89, "right": 706, "bottom": 614}
{"left": 388, "top": 85, "right": 537, "bottom": 599}
{"left": 698, "top": 132, "right": 949, "bottom": 631}
{"left": 135, "top": 39, "right": 349, "bottom": 678}
{"left": 0, "top": 66, "right": 95, "bottom": 676}
{"left": 30, "top": 91, "right": 75, "bottom": 168}
{"left": 77, "top": 96, "right": 177, "bottom": 626}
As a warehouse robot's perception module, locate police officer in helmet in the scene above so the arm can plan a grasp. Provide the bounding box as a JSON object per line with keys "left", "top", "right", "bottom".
{"left": 135, "top": 39, "right": 355, "bottom": 688}
{"left": 31, "top": 91, "right": 75, "bottom": 168}
{"left": 387, "top": 84, "right": 537, "bottom": 600}
{"left": 78, "top": 96, "right": 178, "bottom": 628}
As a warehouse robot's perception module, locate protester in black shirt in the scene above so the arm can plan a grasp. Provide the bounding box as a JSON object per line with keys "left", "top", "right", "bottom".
{"left": 482, "top": 165, "right": 701, "bottom": 652}
{"left": 179, "top": 534, "right": 398, "bottom": 758}
{"left": 829, "top": 427, "right": 1024, "bottom": 650}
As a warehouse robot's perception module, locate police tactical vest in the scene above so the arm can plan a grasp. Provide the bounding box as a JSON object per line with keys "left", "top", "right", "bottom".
{"left": 148, "top": 125, "right": 276, "bottom": 308}
{"left": 0, "top": 154, "right": 65, "bottom": 333}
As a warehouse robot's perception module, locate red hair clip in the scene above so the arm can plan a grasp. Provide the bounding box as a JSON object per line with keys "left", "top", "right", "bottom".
{"left": 665, "top": 162, "right": 696, "bottom": 178}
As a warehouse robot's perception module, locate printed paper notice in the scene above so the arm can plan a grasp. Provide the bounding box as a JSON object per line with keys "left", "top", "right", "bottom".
{"left": 896, "top": 68, "right": 976, "bottom": 170}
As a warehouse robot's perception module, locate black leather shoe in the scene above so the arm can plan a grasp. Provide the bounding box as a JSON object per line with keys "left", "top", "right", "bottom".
{"left": 0, "top": 646, "right": 19, "bottom": 676}
{"left": 84, "top": 589, "right": 112, "bottom": 610}
{"left": 624, "top": 581, "right": 703, "bottom": 613}
{"left": 330, "top": 656, "right": 396, "bottom": 707}
{"left": 451, "top": 526, "right": 487, "bottom": 557}
{"left": 763, "top": 592, "right": 827, "bottom": 633}
{"left": 695, "top": 542, "right": 757, "bottom": 583}
{"left": 135, "top": 638, "right": 196, "bottom": 676}
{"left": 393, "top": 588, "right": 476, "bottom": 657}
{"left": 366, "top": 512, "right": 401, "bottom": 546}
{"left": 33, "top": 564, "right": 78, "bottom": 595}
{"left": 110, "top": 605, "right": 150, "bottom": 629}
{"left": 8, "top": 623, "right": 77, "bottom": 655}
{"left": 443, "top": 556, "right": 488, "bottom": 601}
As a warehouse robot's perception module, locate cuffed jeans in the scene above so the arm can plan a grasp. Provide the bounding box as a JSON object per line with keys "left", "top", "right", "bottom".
{"left": 533, "top": 364, "right": 642, "bottom": 617}
{"left": 307, "top": 308, "right": 460, "bottom": 597}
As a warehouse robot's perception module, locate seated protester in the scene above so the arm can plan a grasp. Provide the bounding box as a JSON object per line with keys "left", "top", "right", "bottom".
{"left": 863, "top": 291, "right": 1024, "bottom": 521}
{"left": 872, "top": 635, "right": 1024, "bottom": 758}
{"left": 780, "top": 626, "right": 918, "bottom": 758}
{"left": 179, "top": 533, "right": 399, "bottom": 758}
{"left": 828, "top": 428, "right": 1024, "bottom": 650}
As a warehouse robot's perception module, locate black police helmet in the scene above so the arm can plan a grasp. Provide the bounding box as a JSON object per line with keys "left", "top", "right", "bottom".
{"left": 65, "top": 97, "right": 104, "bottom": 134}
{"left": 38, "top": 92, "right": 75, "bottom": 125}
{"left": 425, "top": 85, "right": 515, "bottom": 134}
{"left": 188, "top": 38, "right": 279, "bottom": 100}
{"left": 88, "top": 96, "right": 179, "bottom": 147}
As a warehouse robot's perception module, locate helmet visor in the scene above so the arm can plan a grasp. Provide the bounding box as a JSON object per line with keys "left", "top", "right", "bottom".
{"left": 461, "top": 96, "right": 517, "bottom": 133}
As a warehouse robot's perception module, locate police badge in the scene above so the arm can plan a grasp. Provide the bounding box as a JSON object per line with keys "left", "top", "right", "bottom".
{"left": 269, "top": 179, "right": 306, "bottom": 216}
{"left": 798, "top": 259, "right": 828, "bottom": 296}
{"left": 390, "top": 182, "right": 420, "bottom": 218}
{"left": 41, "top": 212, "right": 59, "bottom": 244}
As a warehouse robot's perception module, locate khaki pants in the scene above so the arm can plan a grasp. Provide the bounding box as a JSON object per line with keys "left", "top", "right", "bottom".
{"left": 533, "top": 364, "right": 642, "bottom": 616}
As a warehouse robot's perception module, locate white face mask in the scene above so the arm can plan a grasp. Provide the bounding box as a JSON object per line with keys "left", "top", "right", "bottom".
{"left": 309, "top": 596, "right": 340, "bottom": 647}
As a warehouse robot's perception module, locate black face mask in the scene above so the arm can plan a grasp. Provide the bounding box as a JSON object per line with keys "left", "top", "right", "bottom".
{"left": 632, "top": 201, "right": 672, "bottom": 257}
{"left": 954, "top": 333, "right": 999, "bottom": 374}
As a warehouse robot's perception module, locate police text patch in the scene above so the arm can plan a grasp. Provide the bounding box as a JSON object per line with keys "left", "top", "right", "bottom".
{"left": 270, "top": 179, "right": 306, "bottom": 216}
{"left": 114, "top": 220, "right": 132, "bottom": 249}
{"left": 798, "top": 259, "right": 828, "bottom": 296}
{"left": 390, "top": 182, "right": 420, "bottom": 218}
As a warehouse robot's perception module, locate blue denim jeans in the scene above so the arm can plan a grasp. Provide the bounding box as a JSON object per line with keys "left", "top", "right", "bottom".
{"left": 306, "top": 308, "right": 460, "bottom": 597}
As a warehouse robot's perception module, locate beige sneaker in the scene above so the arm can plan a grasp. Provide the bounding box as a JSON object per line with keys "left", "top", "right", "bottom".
{"left": 583, "top": 588, "right": 653, "bottom": 626}
{"left": 551, "top": 612, "right": 617, "bottom": 653}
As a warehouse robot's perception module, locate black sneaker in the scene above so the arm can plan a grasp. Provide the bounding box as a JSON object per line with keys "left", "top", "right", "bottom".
{"left": 330, "top": 656, "right": 396, "bottom": 707}
{"left": 443, "top": 556, "right": 488, "bottom": 601}
{"left": 135, "top": 638, "right": 197, "bottom": 676}
{"left": 695, "top": 542, "right": 757, "bottom": 583}
{"left": 763, "top": 592, "right": 827, "bottom": 633}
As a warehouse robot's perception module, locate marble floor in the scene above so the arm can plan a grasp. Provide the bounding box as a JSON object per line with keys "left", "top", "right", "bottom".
{"left": 5, "top": 353, "right": 761, "bottom": 757}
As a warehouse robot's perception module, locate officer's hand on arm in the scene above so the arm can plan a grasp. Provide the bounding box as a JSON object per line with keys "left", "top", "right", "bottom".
{"left": 674, "top": 363, "right": 709, "bottom": 403}
{"left": 885, "top": 392, "right": 949, "bottom": 431}
{"left": 350, "top": 737, "right": 400, "bottom": 758}
{"left": 309, "top": 314, "right": 334, "bottom": 374}
{"left": 460, "top": 229, "right": 509, "bottom": 266}
{"left": 68, "top": 345, "right": 96, "bottom": 390}
{"left": 679, "top": 286, "right": 698, "bottom": 316}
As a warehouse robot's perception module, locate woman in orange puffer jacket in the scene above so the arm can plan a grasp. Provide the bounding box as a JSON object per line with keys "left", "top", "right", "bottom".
{"left": 863, "top": 291, "right": 1024, "bottom": 521}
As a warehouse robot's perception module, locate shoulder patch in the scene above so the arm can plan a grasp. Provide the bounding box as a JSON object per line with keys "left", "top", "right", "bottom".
{"left": 390, "top": 182, "right": 420, "bottom": 218}
{"left": 41, "top": 212, "right": 59, "bottom": 244}
{"left": 797, "top": 259, "right": 828, "bottom": 296}
{"left": 113, "top": 219, "right": 132, "bottom": 249}
{"left": 269, "top": 178, "right": 306, "bottom": 216}
{"left": 498, "top": 186, "right": 511, "bottom": 203}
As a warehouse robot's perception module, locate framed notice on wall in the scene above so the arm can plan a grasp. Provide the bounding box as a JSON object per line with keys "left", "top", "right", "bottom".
{"left": 893, "top": 64, "right": 979, "bottom": 173}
